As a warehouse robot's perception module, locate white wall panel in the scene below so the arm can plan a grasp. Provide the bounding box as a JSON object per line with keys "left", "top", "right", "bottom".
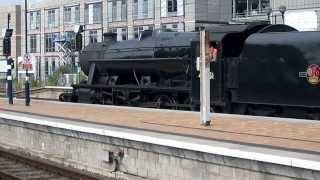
{"left": 161, "top": 0, "right": 167, "bottom": 17}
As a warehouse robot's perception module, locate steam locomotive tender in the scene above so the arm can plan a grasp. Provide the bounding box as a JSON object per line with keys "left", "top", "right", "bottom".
{"left": 61, "top": 23, "right": 320, "bottom": 119}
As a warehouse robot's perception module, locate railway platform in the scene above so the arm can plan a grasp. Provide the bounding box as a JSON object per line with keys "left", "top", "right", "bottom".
{"left": 0, "top": 98, "right": 319, "bottom": 180}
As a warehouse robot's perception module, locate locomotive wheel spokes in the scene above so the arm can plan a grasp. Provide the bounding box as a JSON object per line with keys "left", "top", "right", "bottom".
{"left": 154, "top": 94, "right": 178, "bottom": 110}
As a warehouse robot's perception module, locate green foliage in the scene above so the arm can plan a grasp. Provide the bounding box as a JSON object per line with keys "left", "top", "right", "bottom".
{"left": 30, "top": 79, "right": 42, "bottom": 88}
{"left": 47, "top": 64, "right": 87, "bottom": 86}
{"left": 13, "top": 79, "right": 24, "bottom": 91}
{"left": 79, "top": 70, "right": 87, "bottom": 82}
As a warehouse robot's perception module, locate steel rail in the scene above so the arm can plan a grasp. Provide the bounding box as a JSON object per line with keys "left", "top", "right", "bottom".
{"left": 0, "top": 147, "right": 109, "bottom": 180}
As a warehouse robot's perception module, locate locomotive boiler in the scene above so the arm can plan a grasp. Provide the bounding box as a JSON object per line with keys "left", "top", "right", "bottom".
{"left": 61, "top": 22, "right": 320, "bottom": 120}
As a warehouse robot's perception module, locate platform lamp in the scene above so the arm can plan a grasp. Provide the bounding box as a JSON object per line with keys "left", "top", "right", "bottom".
{"left": 266, "top": 7, "right": 272, "bottom": 24}
{"left": 279, "top": 5, "right": 287, "bottom": 24}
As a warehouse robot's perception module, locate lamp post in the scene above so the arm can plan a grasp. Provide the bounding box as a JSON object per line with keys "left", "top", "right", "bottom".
{"left": 266, "top": 7, "right": 272, "bottom": 24}
{"left": 24, "top": 0, "right": 30, "bottom": 106}
{"left": 279, "top": 5, "right": 287, "bottom": 24}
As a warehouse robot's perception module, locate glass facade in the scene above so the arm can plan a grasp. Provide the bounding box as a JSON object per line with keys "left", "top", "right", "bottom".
{"left": 108, "top": 0, "right": 127, "bottom": 22}
{"left": 168, "top": 0, "right": 177, "bottom": 13}
{"left": 24, "top": 0, "right": 194, "bottom": 81}
{"left": 29, "top": 34, "right": 39, "bottom": 53}
{"left": 132, "top": 0, "right": 154, "bottom": 20}
{"left": 29, "top": 11, "right": 40, "bottom": 30}
{"left": 65, "top": 31, "right": 76, "bottom": 50}
{"left": 233, "top": 0, "right": 270, "bottom": 18}
{"left": 45, "top": 33, "right": 59, "bottom": 52}
{"left": 46, "top": 8, "right": 59, "bottom": 28}
{"left": 89, "top": 30, "right": 98, "bottom": 44}
{"left": 64, "top": 6, "right": 80, "bottom": 25}
{"left": 161, "top": 0, "right": 183, "bottom": 17}
{"left": 85, "top": 2, "right": 102, "bottom": 24}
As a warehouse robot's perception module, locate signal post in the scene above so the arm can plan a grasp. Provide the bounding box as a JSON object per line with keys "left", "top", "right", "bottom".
{"left": 3, "top": 14, "right": 14, "bottom": 105}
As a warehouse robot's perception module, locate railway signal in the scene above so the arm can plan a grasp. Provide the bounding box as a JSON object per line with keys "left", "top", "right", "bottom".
{"left": 3, "top": 16, "right": 14, "bottom": 105}
{"left": 3, "top": 29, "right": 13, "bottom": 57}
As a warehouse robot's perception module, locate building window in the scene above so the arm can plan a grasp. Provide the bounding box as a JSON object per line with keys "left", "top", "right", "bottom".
{"left": 45, "top": 33, "right": 59, "bottom": 52}
{"left": 112, "top": 0, "right": 117, "bottom": 21}
{"left": 89, "top": 30, "right": 98, "bottom": 44}
{"left": 121, "top": 28, "right": 127, "bottom": 41}
{"left": 161, "top": 23, "right": 179, "bottom": 31}
{"left": 52, "top": 60, "right": 56, "bottom": 72}
{"left": 45, "top": 58, "right": 49, "bottom": 75}
{"left": 64, "top": 7, "right": 71, "bottom": 23}
{"left": 133, "top": 27, "right": 139, "bottom": 39}
{"left": 29, "top": 11, "right": 40, "bottom": 30}
{"left": 132, "top": 0, "right": 153, "bottom": 20}
{"left": 161, "top": 0, "right": 183, "bottom": 17}
{"left": 65, "top": 31, "right": 76, "bottom": 50}
{"left": 85, "top": 3, "right": 102, "bottom": 24}
{"left": 233, "top": 0, "right": 270, "bottom": 17}
{"left": 46, "top": 8, "right": 59, "bottom": 28}
{"left": 133, "top": 26, "right": 151, "bottom": 39}
{"left": 64, "top": 6, "right": 80, "bottom": 25}
{"left": 108, "top": 0, "right": 127, "bottom": 22}
{"left": 172, "top": 24, "right": 178, "bottom": 31}
{"left": 133, "top": 0, "right": 138, "bottom": 19}
{"left": 143, "top": 0, "right": 148, "bottom": 18}
{"left": 168, "top": 0, "right": 177, "bottom": 13}
{"left": 29, "top": 35, "right": 38, "bottom": 53}
{"left": 112, "top": 28, "right": 127, "bottom": 41}
{"left": 121, "top": 0, "right": 127, "bottom": 21}
{"left": 46, "top": 9, "right": 59, "bottom": 28}
{"left": 75, "top": 6, "right": 80, "bottom": 23}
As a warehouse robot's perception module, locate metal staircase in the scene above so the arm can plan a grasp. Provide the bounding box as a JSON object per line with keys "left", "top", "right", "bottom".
{"left": 55, "top": 37, "right": 74, "bottom": 65}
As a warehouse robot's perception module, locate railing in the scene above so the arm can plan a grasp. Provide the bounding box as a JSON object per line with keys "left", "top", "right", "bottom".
{"left": 233, "top": 8, "right": 270, "bottom": 19}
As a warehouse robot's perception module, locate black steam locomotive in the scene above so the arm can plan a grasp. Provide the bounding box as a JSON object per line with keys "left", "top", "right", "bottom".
{"left": 61, "top": 22, "right": 320, "bottom": 119}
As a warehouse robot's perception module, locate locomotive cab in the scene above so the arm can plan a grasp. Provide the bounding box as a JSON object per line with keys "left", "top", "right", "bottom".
{"left": 191, "top": 23, "right": 270, "bottom": 110}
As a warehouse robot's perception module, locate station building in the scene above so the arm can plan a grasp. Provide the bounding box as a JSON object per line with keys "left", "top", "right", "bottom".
{"left": 2, "top": 0, "right": 320, "bottom": 83}
{"left": 21, "top": 0, "right": 232, "bottom": 81}
{"left": 0, "top": 5, "right": 22, "bottom": 83}
{"left": 232, "top": 0, "right": 320, "bottom": 31}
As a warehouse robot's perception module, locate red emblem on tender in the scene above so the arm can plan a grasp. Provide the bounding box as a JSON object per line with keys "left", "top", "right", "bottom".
{"left": 307, "top": 64, "right": 320, "bottom": 85}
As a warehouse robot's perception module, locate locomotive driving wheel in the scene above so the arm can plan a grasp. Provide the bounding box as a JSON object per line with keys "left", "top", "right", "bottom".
{"left": 154, "top": 94, "right": 178, "bottom": 110}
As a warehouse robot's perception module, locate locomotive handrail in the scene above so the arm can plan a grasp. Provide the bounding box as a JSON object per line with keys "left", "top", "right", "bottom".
{"left": 88, "top": 57, "right": 189, "bottom": 62}
{"left": 73, "top": 84, "right": 190, "bottom": 92}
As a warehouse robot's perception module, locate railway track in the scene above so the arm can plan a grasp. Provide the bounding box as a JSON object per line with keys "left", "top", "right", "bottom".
{"left": 0, "top": 148, "right": 108, "bottom": 180}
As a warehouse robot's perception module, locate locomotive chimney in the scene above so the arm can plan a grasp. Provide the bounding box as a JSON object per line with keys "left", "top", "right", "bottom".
{"left": 103, "top": 32, "right": 117, "bottom": 44}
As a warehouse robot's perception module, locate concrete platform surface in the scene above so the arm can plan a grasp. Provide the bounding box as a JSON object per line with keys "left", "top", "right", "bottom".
{"left": 0, "top": 98, "right": 320, "bottom": 155}
{"left": 1, "top": 107, "right": 320, "bottom": 174}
